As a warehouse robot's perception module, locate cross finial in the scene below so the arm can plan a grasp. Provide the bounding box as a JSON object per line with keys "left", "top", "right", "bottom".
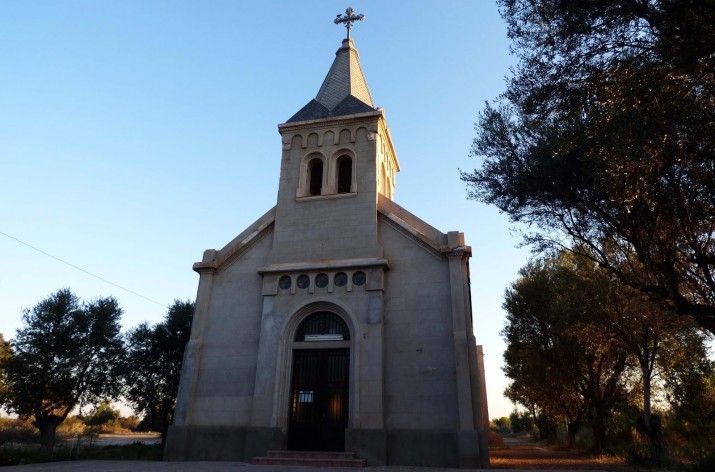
{"left": 334, "top": 7, "right": 365, "bottom": 40}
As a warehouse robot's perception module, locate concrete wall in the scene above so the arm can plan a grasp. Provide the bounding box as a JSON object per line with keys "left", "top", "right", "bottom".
{"left": 183, "top": 228, "right": 273, "bottom": 427}
{"left": 379, "top": 218, "right": 459, "bottom": 431}
{"left": 269, "top": 118, "right": 384, "bottom": 264}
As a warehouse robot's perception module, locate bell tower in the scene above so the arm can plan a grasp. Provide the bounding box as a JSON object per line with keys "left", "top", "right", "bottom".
{"left": 268, "top": 36, "right": 399, "bottom": 265}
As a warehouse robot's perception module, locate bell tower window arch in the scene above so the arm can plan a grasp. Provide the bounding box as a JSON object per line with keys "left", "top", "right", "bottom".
{"left": 308, "top": 158, "right": 324, "bottom": 196}
{"left": 336, "top": 154, "right": 353, "bottom": 193}
{"left": 298, "top": 153, "right": 327, "bottom": 198}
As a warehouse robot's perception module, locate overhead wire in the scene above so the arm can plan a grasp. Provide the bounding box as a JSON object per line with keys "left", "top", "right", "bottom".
{"left": 0, "top": 231, "right": 166, "bottom": 307}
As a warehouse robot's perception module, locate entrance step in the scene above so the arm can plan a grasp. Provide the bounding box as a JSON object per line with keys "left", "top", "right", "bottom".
{"left": 251, "top": 451, "right": 367, "bottom": 468}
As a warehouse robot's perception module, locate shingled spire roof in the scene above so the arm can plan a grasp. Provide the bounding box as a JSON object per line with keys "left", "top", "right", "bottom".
{"left": 287, "top": 38, "right": 377, "bottom": 123}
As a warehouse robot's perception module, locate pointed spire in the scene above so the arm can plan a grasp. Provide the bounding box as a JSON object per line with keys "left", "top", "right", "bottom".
{"left": 316, "top": 39, "right": 374, "bottom": 110}
{"left": 287, "top": 39, "right": 376, "bottom": 123}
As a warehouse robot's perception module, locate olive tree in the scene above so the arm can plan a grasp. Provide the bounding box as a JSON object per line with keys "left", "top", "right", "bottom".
{"left": 0, "top": 289, "right": 125, "bottom": 456}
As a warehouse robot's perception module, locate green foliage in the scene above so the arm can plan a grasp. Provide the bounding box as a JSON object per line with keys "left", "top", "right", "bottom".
{"left": 491, "top": 416, "right": 512, "bottom": 434}
{"left": 503, "top": 251, "right": 712, "bottom": 455}
{"left": 0, "top": 288, "right": 125, "bottom": 457}
{"left": 84, "top": 399, "right": 120, "bottom": 427}
{"left": 0, "top": 442, "right": 161, "bottom": 465}
{"left": 118, "top": 415, "right": 140, "bottom": 431}
{"left": 0, "top": 333, "right": 9, "bottom": 399}
{"left": 123, "top": 300, "right": 194, "bottom": 442}
{"left": 534, "top": 413, "right": 558, "bottom": 442}
{"left": 502, "top": 254, "right": 633, "bottom": 451}
{"left": 509, "top": 410, "right": 535, "bottom": 435}
{"left": 663, "top": 354, "right": 715, "bottom": 465}
{"left": 492, "top": 416, "right": 511, "bottom": 428}
{"left": 502, "top": 251, "right": 709, "bottom": 452}
{"left": 462, "top": 0, "right": 715, "bottom": 334}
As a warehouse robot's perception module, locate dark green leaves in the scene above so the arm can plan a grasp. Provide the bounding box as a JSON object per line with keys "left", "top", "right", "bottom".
{"left": 463, "top": 0, "right": 715, "bottom": 333}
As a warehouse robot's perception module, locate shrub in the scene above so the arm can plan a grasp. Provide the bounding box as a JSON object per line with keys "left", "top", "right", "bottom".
{"left": 510, "top": 410, "right": 535, "bottom": 435}
{"left": 56, "top": 416, "right": 85, "bottom": 439}
{"left": 0, "top": 417, "right": 37, "bottom": 444}
{"left": 490, "top": 416, "right": 512, "bottom": 434}
{"left": 119, "top": 415, "right": 141, "bottom": 431}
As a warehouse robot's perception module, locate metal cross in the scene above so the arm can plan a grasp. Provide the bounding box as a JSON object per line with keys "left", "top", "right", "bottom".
{"left": 334, "top": 7, "right": 365, "bottom": 40}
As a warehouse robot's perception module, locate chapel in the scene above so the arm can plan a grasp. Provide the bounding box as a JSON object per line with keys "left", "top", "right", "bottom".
{"left": 165, "top": 13, "right": 489, "bottom": 468}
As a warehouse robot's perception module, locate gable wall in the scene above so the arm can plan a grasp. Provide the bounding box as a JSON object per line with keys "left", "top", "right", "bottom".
{"left": 378, "top": 217, "right": 460, "bottom": 430}
{"left": 190, "top": 228, "right": 273, "bottom": 426}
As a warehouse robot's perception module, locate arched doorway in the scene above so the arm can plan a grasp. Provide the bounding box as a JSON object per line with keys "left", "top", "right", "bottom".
{"left": 287, "top": 311, "right": 350, "bottom": 451}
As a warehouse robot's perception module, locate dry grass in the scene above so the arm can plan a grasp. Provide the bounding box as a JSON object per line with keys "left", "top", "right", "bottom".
{"left": 490, "top": 437, "right": 628, "bottom": 470}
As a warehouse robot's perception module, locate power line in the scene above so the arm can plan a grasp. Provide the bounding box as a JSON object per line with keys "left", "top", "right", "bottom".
{"left": 0, "top": 231, "right": 166, "bottom": 307}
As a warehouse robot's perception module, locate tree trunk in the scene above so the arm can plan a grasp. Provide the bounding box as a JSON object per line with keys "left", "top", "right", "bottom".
{"left": 641, "top": 368, "right": 665, "bottom": 462}
{"left": 591, "top": 416, "right": 606, "bottom": 454}
{"left": 37, "top": 416, "right": 63, "bottom": 458}
{"left": 642, "top": 369, "right": 652, "bottom": 431}
{"left": 649, "top": 415, "right": 665, "bottom": 465}
{"left": 567, "top": 421, "right": 579, "bottom": 448}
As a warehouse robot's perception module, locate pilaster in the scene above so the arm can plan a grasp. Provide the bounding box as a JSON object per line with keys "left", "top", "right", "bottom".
{"left": 173, "top": 261, "right": 215, "bottom": 425}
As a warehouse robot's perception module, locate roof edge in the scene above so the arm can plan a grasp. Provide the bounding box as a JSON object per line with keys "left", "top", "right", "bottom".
{"left": 193, "top": 206, "right": 276, "bottom": 273}
{"left": 278, "top": 109, "right": 384, "bottom": 130}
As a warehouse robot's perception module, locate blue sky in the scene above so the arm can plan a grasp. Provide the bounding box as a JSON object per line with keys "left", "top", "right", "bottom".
{"left": 0, "top": 1, "right": 530, "bottom": 419}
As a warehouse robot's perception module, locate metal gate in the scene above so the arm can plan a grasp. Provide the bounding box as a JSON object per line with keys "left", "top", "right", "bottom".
{"left": 288, "top": 348, "right": 349, "bottom": 451}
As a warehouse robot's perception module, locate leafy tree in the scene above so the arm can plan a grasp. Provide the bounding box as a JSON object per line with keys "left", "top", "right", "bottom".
{"left": 663, "top": 342, "right": 715, "bottom": 458}
{"left": 490, "top": 416, "right": 513, "bottom": 435}
{"left": 0, "top": 289, "right": 124, "bottom": 456}
{"left": 503, "top": 256, "right": 632, "bottom": 452}
{"left": 0, "top": 333, "right": 10, "bottom": 401}
{"left": 504, "top": 252, "right": 708, "bottom": 453}
{"left": 123, "top": 300, "right": 194, "bottom": 445}
{"left": 509, "top": 409, "right": 535, "bottom": 435}
{"left": 85, "top": 399, "right": 120, "bottom": 427}
{"left": 461, "top": 0, "right": 715, "bottom": 333}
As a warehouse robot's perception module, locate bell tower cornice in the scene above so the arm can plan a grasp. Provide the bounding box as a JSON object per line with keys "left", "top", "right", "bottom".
{"left": 278, "top": 109, "right": 383, "bottom": 134}
{"left": 277, "top": 110, "right": 400, "bottom": 177}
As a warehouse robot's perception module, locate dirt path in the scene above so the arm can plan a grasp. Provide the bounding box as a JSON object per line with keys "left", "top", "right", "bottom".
{"left": 490, "top": 437, "right": 627, "bottom": 470}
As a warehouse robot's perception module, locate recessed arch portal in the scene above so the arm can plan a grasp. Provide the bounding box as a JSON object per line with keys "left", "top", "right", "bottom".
{"left": 274, "top": 302, "right": 357, "bottom": 452}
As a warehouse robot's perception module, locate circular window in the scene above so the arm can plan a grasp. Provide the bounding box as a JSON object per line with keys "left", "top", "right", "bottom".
{"left": 352, "top": 271, "right": 366, "bottom": 286}
{"left": 297, "top": 274, "right": 310, "bottom": 289}
{"left": 334, "top": 272, "right": 347, "bottom": 287}
{"left": 279, "top": 276, "right": 292, "bottom": 290}
{"left": 315, "top": 273, "right": 329, "bottom": 288}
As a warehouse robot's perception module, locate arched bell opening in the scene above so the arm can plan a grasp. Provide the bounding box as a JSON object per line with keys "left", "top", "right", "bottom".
{"left": 336, "top": 155, "right": 353, "bottom": 194}
{"left": 308, "top": 158, "right": 324, "bottom": 196}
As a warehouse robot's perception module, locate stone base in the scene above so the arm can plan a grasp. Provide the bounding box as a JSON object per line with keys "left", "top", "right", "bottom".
{"left": 164, "top": 425, "right": 284, "bottom": 461}
{"left": 165, "top": 425, "right": 488, "bottom": 468}
{"left": 386, "top": 429, "right": 458, "bottom": 467}
{"left": 478, "top": 429, "right": 491, "bottom": 468}
{"left": 345, "top": 428, "right": 387, "bottom": 466}
{"left": 385, "top": 429, "right": 487, "bottom": 468}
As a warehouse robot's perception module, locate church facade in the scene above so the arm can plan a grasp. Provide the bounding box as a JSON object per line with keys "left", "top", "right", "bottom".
{"left": 165, "top": 34, "right": 489, "bottom": 468}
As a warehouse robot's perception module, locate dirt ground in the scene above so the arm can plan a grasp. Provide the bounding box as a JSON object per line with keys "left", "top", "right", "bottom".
{"left": 489, "top": 437, "right": 627, "bottom": 470}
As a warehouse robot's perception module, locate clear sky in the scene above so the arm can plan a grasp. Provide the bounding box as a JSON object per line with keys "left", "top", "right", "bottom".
{"left": 0, "top": 1, "right": 530, "bottom": 420}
